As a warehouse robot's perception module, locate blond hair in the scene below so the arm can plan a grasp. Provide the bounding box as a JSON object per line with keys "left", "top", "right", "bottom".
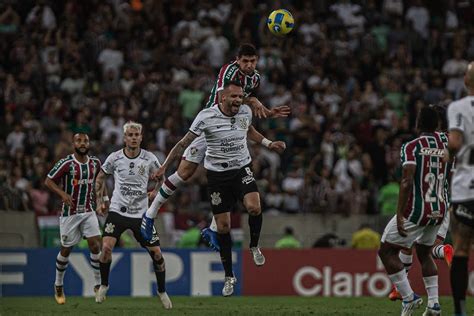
{"left": 123, "top": 121, "right": 143, "bottom": 134}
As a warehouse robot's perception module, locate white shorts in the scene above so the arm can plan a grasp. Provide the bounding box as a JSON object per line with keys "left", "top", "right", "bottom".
{"left": 381, "top": 215, "right": 441, "bottom": 249}
{"left": 182, "top": 134, "right": 206, "bottom": 164}
{"left": 435, "top": 211, "right": 450, "bottom": 240}
{"left": 59, "top": 212, "right": 101, "bottom": 247}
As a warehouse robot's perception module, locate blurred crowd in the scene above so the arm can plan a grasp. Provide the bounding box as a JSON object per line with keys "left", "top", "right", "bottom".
{"left": 1, "top": 0, "right": 473, "bottom": 230}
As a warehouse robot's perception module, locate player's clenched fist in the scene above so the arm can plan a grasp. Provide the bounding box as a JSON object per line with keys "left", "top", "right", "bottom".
{"left": 269, "top": 141, "right": 286, "bottom": 154}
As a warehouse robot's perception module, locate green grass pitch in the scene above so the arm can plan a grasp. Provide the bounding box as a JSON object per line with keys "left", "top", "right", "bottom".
{"left": 0, "top": 296, "right": 468, "bottom": 315}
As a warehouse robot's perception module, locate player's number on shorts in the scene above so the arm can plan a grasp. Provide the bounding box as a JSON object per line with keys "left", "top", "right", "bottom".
{"left": 424, "top": 172, "right": 444, "bottom": 203}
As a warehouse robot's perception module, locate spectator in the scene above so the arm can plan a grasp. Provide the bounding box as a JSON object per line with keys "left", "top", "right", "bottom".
{"left": 351, "top": 224, "right": 381, "bottom": 250}
{"left": 275, "top": 227, "right": 302, "bottom": 249}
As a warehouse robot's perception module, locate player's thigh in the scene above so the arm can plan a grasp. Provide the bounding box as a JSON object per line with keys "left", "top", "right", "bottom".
{"left": 129, "top": 217, "right": 161, "bottom": 248}
{"left": 237, "top": 165, "right": 260, "bottom": 210}
{"left": 80, "top": 212, "right": 101, "bottom": 240}
{"left": 59, "top": 215, "right": 83, "bottom": 247}
{"left": 181, "top": 135, "right": 206, "bottom": 167}
{"left": 434, "top": 211, "right": 450, "bottom": 241}
{"left": 102, "top": 211, "right": 128, "bottom": 241}
{"left": 381, "top": 215, "right": 421, "bottom": 249}
{"left": 450, "top": 207, "right": 474, "bottom": 254}
{"left": 207, "top": 180, "right": 235, "bottom": 215}
{"left": 416, "top": 224, "right": 441, "bottom": 247}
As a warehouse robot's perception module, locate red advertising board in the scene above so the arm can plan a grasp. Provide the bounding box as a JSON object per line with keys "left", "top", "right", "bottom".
{"left": 242, "top": 249, "right": 473, "bottom": 297}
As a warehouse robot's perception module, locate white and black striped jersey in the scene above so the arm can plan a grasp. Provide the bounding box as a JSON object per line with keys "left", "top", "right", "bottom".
{"left": 102, "top": 149, "right": 161, "bottom": 218}
{"left": 190, "top": 104, "right": 252, "bottom": 172}
{"left": 447, "top": 95, "right": 474, "bottom": 202}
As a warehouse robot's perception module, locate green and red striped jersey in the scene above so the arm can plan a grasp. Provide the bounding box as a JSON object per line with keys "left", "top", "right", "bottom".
{"left": 205, "top": 60, "right": 260, "bottom": 108}
{"left": 400, "top": 132, "right": 452, "bottom": 226}
{"left": 47, "top": 154, "right": 101, "bottom": 216}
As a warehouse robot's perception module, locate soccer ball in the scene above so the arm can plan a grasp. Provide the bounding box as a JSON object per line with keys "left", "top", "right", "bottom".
{"left": 267, "top": 9, "right": 295, "bottom": 36}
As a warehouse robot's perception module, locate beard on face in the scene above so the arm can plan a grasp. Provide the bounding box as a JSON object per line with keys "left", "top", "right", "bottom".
{"left": 74, "top": 147, "right": 89, "bottom": 155}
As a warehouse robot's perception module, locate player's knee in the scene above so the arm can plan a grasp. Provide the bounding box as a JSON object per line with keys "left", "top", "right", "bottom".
{"left": 247, "top": 205, "right": 261, "bottom": 216}
{"left": 153, "top": 256, "right": 165, "bottom": 272}
{"left": 101, "top": 243, "right": 113, "bottom": 259}
{"left": 89, "top": 243, "right": 101, "bottom": 254}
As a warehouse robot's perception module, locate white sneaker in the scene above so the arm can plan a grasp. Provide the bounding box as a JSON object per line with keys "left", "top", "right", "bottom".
{"left": 158, "top": 292, "right": 172, "bottom": 309}
{"left": 95, "top": 285, "right": 109, "bottom": 303}
{"left": 222, "top": 276, "right": 237, "bottom": 297}
{"left": 250, "top": 247, "right": 265, "bottom": 266}
{"left": 401, "top": 294, "right": 423, "bottom": 316}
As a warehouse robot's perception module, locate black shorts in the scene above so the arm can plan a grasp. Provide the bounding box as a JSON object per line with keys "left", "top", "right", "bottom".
{"left": 206, "top": 164, "right": 259, "bottom": 214}
{"left": 452, "top": 200, "right": 474, "bottom": 228}
{"left": 103, "top": 211, "right": 160, "bottom": 247}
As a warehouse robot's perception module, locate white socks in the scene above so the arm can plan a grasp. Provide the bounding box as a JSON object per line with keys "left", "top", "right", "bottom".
{"left": 55, "top": 253, "right": 69, "bottom": 286}
{"left": 210, "top": 217, "right": 217, "bottom": 232}
{"left": 423, "top": 275, "right": 439, "bottom": 307}
{"left": 388, "top": 269, "right": 414, "bottom": 301}
{"left": 90, "top": 252, "right": 101, "bottom": 286}
{"left": 146, "top": 172, "right": 184, "bottom": 218}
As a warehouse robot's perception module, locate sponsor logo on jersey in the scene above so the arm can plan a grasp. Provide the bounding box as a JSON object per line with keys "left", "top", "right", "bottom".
{"left": 61, "top": 235, "right": 68, "bottom": 242}
{"left": 190, "top": 147, "right": 198, "bottom": 156}
{"left": 210, "top": 192, "right": 222, "bottom": 206}
{"left": 419, "top": 147, "right": 445, "bottom": 157}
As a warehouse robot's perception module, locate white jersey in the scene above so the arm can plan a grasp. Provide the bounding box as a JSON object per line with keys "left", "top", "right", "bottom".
{"left": 447, "top": 95, "right": 474, "bottom": 202}
{"left": 102, "top": 149, "right": 161, "bottom": 218}
{"left": 190, "top": 104, "right": 252, "bottom": 172}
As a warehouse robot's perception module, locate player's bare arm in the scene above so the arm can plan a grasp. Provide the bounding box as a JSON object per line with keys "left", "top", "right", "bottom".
{"left": 245, "top": 96, "right": 291, "bottom": 118}
{"left": 95, "top": 170, "right": 109, "bottom": 215}
{"left": 444, "top": 130, "right": 464, "bottom": 162}
{"left": 396, "top": 165, "right": 416, "bottom": 237}
{"left": 247, "top": 125, "right": 286, "bottom": 154}
{"left": 45, "top": 177, "right": 72, "bottom": 206}
{"left": 154, "top": 132, "right": 198, "bottom": 179}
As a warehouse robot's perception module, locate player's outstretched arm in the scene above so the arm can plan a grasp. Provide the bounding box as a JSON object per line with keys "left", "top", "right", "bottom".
{"left": 155, "top": 132, "right": 198, "bottom": 178}
{"left": 396, "top": 165, "right": 416, "bottom": 237}
{"left": 247, "top": 125, "right": 287, "bottom": 154}
{"left": 245, "top": 96, "right": 291, "bottom": 118}
{"left": 44, "top": 177, "right": 72, "bottom": 206}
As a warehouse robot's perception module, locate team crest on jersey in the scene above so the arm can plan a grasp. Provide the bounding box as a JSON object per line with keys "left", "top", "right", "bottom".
{"left": 239, "top": 118, "right": 248, "bottom": 129}
{"left": 138, "top": 165, "right": 146, "bottom": 175}
{"left": 105, "top": 223, "right": 115, "bottom": 234}
{"left": 210, "top": 192, "right": 222, "bottom": 206}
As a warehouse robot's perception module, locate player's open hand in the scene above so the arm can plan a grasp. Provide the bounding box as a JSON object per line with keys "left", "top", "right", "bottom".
{"left": 268, "top": 141, "right": 287, "bottom": 154}
{"left": 396, "top": 216, "right": 407, "bottom": 237}
{"left": 270, "top": 105, "right": 291, "bottom": 118}
{"left": 253, "top": 101, "right": 269, "bottom": 119}
{"left": 61, "top": 192, "right": 73, "bottom": 206}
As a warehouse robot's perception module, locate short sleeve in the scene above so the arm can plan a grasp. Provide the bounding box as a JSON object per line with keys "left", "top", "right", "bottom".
{"left": 189, "top": 110, "right": 207, "bottom": 136}
{"left": 102, "top": 153, "right": 115, "bottom": 175}
{"left": 400, "top": 142, "right": 417, "bottom": 166}
{"left": 47, "top": 159, "right": 69, "bottom": 181}
{"left": 149, "top": 153, "right": 161, "bottom": 174}
{"left": 447, "top": 103, "right": 465, "bottom": 133}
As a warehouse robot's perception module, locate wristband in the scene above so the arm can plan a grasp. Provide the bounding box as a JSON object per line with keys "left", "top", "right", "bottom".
{"left": 102, "top": 196, "right": 109, "bottom": 202}
{"left": 261, "top": 138, "right": 272, "bottom": 148}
